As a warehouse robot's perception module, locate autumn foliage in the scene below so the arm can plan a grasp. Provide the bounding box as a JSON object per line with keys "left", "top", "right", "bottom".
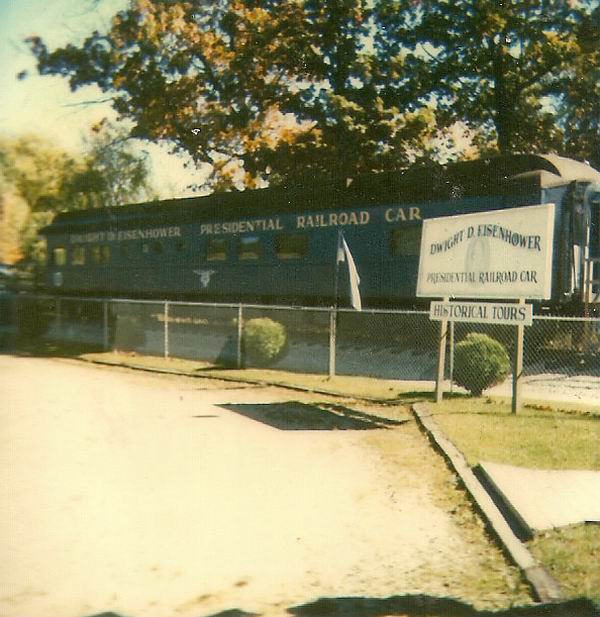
{"left": 26, "top": 0, "right": 600, "bottom": 190}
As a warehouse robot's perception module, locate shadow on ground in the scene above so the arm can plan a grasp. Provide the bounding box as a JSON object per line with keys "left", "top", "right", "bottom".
{"left": 218, "top": 401, "right": 407, "bottom": 430}
{"left": 83, "top": 596, "right": 599, "bottom": 617}
{"left": 288, "top": 595, "right": 599, "bottom": 617}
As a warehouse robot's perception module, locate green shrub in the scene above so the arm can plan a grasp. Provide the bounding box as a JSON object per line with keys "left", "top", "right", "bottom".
{"left": 243, "top": 318, "right": 287, "bottom": 366}
{"left": 453, "top": 333, "right": 511, "bottom": 396}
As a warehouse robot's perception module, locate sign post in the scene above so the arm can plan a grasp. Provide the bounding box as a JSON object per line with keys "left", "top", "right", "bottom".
{"left": 512, "top": 298, "right": 526, "bottom": 414}
{"left": 164, "top": 301, "right": 170, "bottom": 359}
{"left": 449, "top": 319, "right": 455, "bottom": 393}
{"left": 417, "top": 204, "right": 555, "bottom": 408}
{"left": 435, "top": 297, "right": 449, "bottom": 403}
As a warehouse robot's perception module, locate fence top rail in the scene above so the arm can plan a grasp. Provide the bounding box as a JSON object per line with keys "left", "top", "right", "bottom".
{"left": 13, "top": 293, "right": 600, "bottom": 321}
{"left": 336, "top": 307, "right": 428, "bottom": 316}
{"left": 533, "top": 314, "right": 600, "bottom": 323}
{"left": 14, "top": 293, "right": 433, "bottom": 315}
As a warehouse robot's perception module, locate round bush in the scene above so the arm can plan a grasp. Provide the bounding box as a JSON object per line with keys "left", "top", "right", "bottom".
{"left": 243, "top": 318, "right": 287, "bottom": 366}
{"left": 453, "top": 333, "right": 510, "bottom": 396}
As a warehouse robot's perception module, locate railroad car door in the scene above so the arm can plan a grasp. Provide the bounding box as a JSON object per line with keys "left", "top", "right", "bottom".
{"left": 583, "top": 182, "right": 600, "bottom": 307}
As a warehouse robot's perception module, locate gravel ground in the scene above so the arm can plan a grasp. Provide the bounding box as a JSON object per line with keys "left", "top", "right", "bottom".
{"left": 0, "top": 355, "right": 529, "bottom": 617}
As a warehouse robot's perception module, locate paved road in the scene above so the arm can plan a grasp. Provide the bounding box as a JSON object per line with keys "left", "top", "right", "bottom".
{"left": 0, "top": 355, "right": 526, "bottom": 617}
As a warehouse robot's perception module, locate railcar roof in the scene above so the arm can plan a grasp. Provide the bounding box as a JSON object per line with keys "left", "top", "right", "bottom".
{"left": 42, "top": 153, "right": 600, "bottom": 234}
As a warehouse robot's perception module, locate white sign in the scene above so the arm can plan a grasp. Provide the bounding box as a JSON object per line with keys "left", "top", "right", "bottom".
{"left": 430, "top": 301, "right": 533, "bottom": 326}
{"left": 417, "top": 204, "right": 555, "bottom": 300}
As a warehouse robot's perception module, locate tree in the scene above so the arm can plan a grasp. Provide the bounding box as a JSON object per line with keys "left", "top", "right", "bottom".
{"left": 560, "top": 5, "right": 600, "bottom": 168}
{"left": 380, "top": 0, "right": 599, "bottom": 159}
{"left": 0, "top": 173, "right": 30, "bottom": 264}
{"left": 27, "top": 0, "right": 444, "bottom": 189}
{"left": 0, "top": 127, "right": 155, "bottom": 264}
{"left": 28, "top": 1, "right": 598, "bottom": 186}
{"left": 0, "top": 135, "right": 75, "bottom": 213}
{"left": 63, "top": 119, "right": 156, "bottom": 209}
{"left": 0, "top": 136, "right": 74, "bottom": 265}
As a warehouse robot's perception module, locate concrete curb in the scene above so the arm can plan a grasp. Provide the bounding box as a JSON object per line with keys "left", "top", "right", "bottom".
{"left": 411, "top": 402, "right": 562, "bottom": 603}
{"left": 81, "top": 357, "right": 393, "bottom": 402}
{"left": 475, "top": 462, "right": 535, "bottom": 541}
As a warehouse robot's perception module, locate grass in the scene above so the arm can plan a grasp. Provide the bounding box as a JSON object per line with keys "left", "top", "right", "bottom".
{"left": 530, "top": 525, "right": 600, "bottom": 606}
{"left": 428, "top": 397, "right": 600, "bottom": 606}
{"left": 79, "top": 350, "right": 435, "bottom": 400}
{"left": 430, "top": 397, "right": 600, "bottom": 470}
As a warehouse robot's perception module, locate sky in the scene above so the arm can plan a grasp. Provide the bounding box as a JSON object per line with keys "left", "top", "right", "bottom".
{"left": 0, "top": 0, "right": 204, "bottom": 198}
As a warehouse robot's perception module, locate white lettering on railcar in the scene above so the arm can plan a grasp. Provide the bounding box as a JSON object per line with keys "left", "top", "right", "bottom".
{"left": 296, "top": 210, "right": 370, "bottom": 229}
{"left": 384, "top": 207, "right": 421, "bottom": 222}
{"left": 200, "top": 218, "right": 284, "bottom": 235}
{"left": 69, "top": 226, "right": 182, "bottom": 243}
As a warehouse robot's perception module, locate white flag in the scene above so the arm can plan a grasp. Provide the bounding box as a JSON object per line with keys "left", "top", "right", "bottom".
{"left": 338, "top": 233, "right": 362, "bottom": 311}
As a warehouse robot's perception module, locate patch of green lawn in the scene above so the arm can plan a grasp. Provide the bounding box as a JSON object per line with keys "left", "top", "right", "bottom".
{"left": 530, "top": 524, "right": 600, "bottom": 605}
{"left": 431, "top": 398, "right": 600, "bottom": 470}
{"left": 430, "top": 397, "right": 600, "bottom": 606}
{"left": 80, "top": 350, "right": 434, "bottom": 400}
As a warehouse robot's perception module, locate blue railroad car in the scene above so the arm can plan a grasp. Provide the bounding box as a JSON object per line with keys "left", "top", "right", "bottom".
{"left": 40, "top": 154, "right": 600, "bottom": 309}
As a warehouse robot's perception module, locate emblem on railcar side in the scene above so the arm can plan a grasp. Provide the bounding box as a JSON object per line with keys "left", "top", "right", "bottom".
{"left": 193, "top": 269, "right": 216, "bottom": 288}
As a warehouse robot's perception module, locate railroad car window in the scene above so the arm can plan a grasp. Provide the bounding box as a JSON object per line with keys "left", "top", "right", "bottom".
{"left": 91, "top": 245, "right": 102, "bottom": 264}
{"left": 53, "top": 247, "right": 67, "bottom": 266}
{"left": 237, "top": 236, "right": 261, "bottom": 260}
{"left": 206, "top": 238, "right": 228, "bottom": 261}
{"left": 390, "top": 226, "right": 422, "bottom": 257}
{"left": 275, "top": 233, "right": 308, "bottom": 259}
{"left": 71, "top": 246, "right": 85, "bottom": 265}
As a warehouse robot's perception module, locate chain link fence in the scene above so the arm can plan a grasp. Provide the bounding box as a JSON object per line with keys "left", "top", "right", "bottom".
{"left": 6, "top": 294, "right": 600, "bottom": 406}
{"left": 336, "top": 310, "right": 439, "bottom": 380}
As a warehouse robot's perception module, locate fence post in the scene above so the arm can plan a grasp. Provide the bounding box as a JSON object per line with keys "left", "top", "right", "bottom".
{"left": 328, "top": 308, "right": 337, "bottom": 377}
{"left": 435, "top": 297, "right": 449, "bottom": 403}
{"left": 449, "top": 319, "right": 455, "bottom": 393}
{"left": 512, "top": 298, "right": 526, "bottom": 414}
{"left": 237, "top": 304, "right": 243, "bottom": 369}
{"left": 164, "top": 301, "right": 170, "bottom": 359}
{"left": 103, "top": 300, "right": 109, "bottom": 351}
{"left": 56, "top": 297, "right": 62, "bottom": 339}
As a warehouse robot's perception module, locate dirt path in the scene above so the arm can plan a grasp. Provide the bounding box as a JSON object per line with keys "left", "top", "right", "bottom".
{"left": 0, "top": 355, "right": 529, "bottom": 617}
